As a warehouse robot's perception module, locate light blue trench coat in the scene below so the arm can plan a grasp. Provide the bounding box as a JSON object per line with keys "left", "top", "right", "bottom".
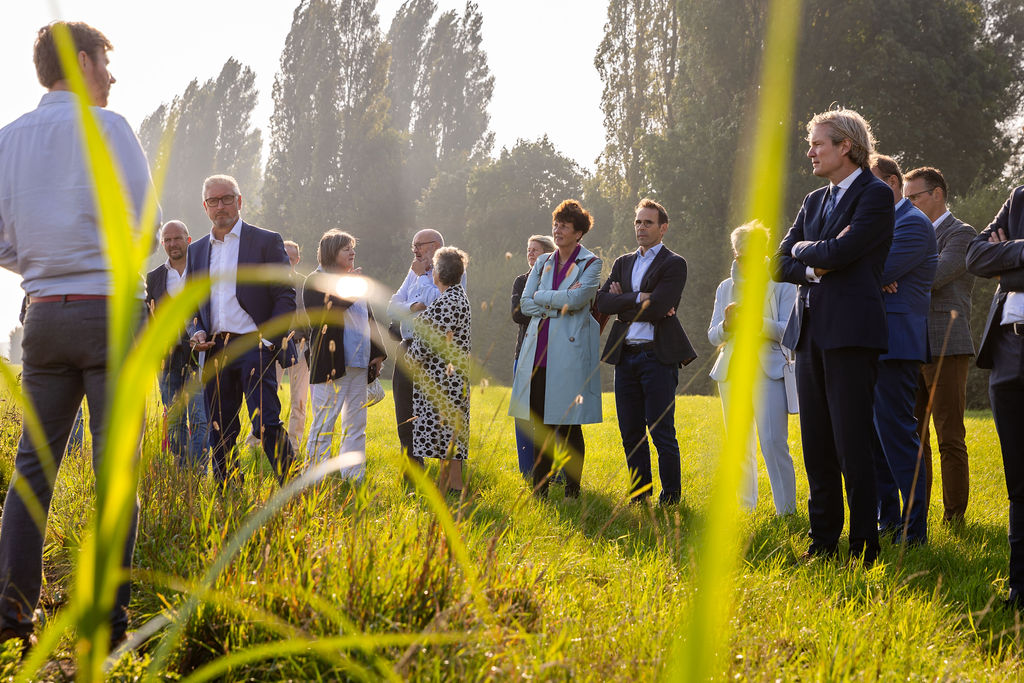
{"left": 508, "top": 245, "right": 603, "bottom": 425}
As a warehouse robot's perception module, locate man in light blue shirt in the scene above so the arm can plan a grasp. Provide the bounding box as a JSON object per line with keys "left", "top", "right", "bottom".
{"left": 0, "top": 21, "right": 156, "bottom": 655}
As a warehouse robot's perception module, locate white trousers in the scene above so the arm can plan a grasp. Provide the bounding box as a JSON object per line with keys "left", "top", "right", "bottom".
{"left": 276, "top": 341, "right": 310, "bottom": 452}
{"left": 306, "top": 368, "right": 367, "bottom": 480}
{"left": 717, "top": 376, "right": 797, "bottom": 515}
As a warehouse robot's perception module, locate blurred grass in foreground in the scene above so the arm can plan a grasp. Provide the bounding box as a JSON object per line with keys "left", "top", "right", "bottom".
{"left": 0, "top": 386, "right": 1022, "bottom": 679}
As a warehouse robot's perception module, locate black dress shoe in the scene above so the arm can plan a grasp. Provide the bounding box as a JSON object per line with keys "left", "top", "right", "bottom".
{"left": 800, "top": 544, "right": 838, "bottom": 561}
{"left": 0, "top": 628, "right": 36, "bottom": 659}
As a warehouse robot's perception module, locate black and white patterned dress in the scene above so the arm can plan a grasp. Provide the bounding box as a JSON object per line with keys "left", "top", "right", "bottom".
{"left": 409, "top": 284, "right": 472, "bottom": 460}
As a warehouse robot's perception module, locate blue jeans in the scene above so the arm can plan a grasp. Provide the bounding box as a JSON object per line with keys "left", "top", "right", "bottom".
{"left": 512, "top": 358, "right": 533, "bottom": 477}
{"left": 158, "top": 344, "right": 209, "bottom": 471}
{"left": 614, "top": 347, "right": 681, "bottom": 503}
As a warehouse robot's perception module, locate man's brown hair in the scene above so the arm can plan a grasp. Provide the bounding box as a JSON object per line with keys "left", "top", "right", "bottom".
{"left": 552, "top": 199, "right": 593, "bottom": 237}
{"left": 34, "top": 22, "right": 113, "bottom": 89}
{"left": 870, "top": 153, "right": 903, "bottom": 186}
{"left": 905, "top": 166, "right": 948, "bottom": 198}
{"left": 636, "top": 197, "right": 669, "bottom": 225}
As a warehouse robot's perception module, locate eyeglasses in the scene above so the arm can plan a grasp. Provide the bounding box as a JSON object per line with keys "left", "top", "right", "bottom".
{"left": 904, "top": 187, "right": 936, "bottom": 202}
{"left": 411, "top": 240, "right": 438, "bottom": 250}
{"left": 204, "top": 194, "right": 237, "bottom": 207}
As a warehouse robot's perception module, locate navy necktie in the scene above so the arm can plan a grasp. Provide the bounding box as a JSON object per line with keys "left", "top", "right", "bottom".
{"left": 822, "top": 185, "right": 838, "bottom": 223}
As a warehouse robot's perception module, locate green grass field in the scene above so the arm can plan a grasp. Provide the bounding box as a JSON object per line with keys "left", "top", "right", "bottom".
{"left": 0, "top": 384, "right": 1022, "bottom": 680}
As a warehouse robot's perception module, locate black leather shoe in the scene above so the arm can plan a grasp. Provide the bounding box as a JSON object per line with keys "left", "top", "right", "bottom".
{"left": 800, "top": 544, "right": 838, "bottom": 562}
{"left": 0, "top": 628, "right": 36, "bottom": 659}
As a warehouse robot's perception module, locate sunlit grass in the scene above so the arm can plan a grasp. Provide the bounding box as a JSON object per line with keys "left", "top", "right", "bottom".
{"left": 2, "top": 385, "right": 1023, "bottom": 679}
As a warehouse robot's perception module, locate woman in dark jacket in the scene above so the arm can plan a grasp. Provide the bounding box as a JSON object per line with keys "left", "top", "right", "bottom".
{"left": 303, "top": 230, "right": 386, "bottom": 479}
{"left": 510, "top": 234, "right": 554, "bottom": 477}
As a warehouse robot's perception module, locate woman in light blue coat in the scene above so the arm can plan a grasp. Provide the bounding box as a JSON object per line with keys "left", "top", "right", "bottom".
{"left": 709, "top": 221, "right": 798, "bottom": 515}
{"left": 509, "top": 199, "right": 602, "bottom": 498}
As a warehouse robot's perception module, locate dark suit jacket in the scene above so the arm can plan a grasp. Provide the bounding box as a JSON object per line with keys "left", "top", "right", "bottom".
{"left": 185, "top": 221, "right": 296, "bottom": 348}
{"left": 302, "top": 271, "right": 386, "bottom": 384}
{"left": 879, "top": 200, "right": 937, "bottom": 362}
{"left": 594, "top": 245, "right": 697, "bottom": 367}
{"left": 146, "top": 262, "right": 192, "bottom": 351}
{"left": 967, "top": 184, "right": 1024, "bottom": 370}
{"left": 511, "top": 272, "right": 530, "bottom": 361}
{"left": 773, "top": 168, "right": 895, "bottom": 352}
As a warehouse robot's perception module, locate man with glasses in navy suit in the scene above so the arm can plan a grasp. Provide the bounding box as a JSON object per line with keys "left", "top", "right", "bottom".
{"left": 187, "top": 174, "right": 296, "bottom": 485}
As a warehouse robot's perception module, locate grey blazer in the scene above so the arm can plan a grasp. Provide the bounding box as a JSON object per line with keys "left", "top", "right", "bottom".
{"left": 927, "top": 212, "right": 976, "bottom": 357}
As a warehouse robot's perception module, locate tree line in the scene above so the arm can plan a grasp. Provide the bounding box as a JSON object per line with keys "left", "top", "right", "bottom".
{"left": 136, "top": 0, "right": 1024, "bottom": 403}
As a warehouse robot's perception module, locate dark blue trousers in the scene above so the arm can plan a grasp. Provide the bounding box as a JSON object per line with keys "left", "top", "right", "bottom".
{"left": 613, "top": 347, "right": 681, "bottom": 503}
{"left": 796, "top": 330, "right": 880, "bottom": 559}
{"left": 871, "top": 358, "right": 928, "bottom": 543}
{"left": 204, "top": 338, "right": 293, "bottom": 483}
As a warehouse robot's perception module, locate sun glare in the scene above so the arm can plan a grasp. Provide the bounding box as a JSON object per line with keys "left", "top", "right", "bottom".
{"left": 334, "top": 274, "right": 369, "bottom": 300}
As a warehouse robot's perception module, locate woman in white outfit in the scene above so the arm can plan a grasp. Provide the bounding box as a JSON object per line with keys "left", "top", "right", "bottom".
{"left": 303, "top": 230, "right": 386, "bottom": 479}
{"left": 708, "top": 221, "right": 798, "bottom": 515}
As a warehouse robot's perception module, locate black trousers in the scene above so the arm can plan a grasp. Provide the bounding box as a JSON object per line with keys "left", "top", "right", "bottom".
{"left": 530, "top": 368, "right": 585, "bottom": 496}
{"left": 392, "top": 340, "right": 421, "bottom": 464}
{"left": 986, "top": 324, "right": 1024, "bottom": 597}
{"left": 796, "top": 323, "right": 880, "bottom": 559}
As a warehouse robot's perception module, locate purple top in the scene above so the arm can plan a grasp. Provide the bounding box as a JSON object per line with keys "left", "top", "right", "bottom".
{"left": 534, "top": 244, "right": 581, "bottom": 368}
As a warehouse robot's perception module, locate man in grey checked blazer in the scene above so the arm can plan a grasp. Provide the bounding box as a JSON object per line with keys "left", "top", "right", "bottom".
{"left": 904, "top": 166, "right": 976, "bottom": 523}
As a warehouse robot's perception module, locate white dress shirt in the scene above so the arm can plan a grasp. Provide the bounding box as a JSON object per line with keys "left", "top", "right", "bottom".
{"left": 625, "top": 243, "right": 663, "bottom": 344}
{"left": 0, "top": 91, "right": 156, "bottom": 297}
{"left": 932, "top": 210, "right": 951, "bottom": 229}
{"left": 164, "top": 260, "right": 186, "bottom": 297}
{"left": 209, "top": 218, "right": 258, "bottom": 335}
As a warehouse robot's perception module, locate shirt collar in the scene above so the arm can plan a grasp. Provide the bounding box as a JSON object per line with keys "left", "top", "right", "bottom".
{"left": 831, "top": 166, "right": 863, "bottom": 192}
{"left": 894, "top": 197, "right": 908, "bottom": 213}
{"left": 212, "top": 218, "right": 243, "bottom": 242}
{"left": 164, "top": 257, "right": 188, "bottom": 273}
{"left": 933, "top": 210, "right": 951, "bottom": 229}
{"left": 636, "top": 242, "right": 663, "bottom": 259}
{"left": 38, "top": 91, "right": 78, "bottom": 107}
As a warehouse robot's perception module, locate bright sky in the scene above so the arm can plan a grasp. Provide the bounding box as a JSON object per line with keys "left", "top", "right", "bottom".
{"left": 0, "top": 0, "right": 607, "bottom": 341}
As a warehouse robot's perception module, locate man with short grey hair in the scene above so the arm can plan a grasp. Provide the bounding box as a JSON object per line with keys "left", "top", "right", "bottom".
{"left": 147, "top": 220, "right": 208, "bottom": 470}
{"left": 0, "top": 21, "right": 157, "bottom": 652}
{"left": 187, "top": 174, "right": 296, "bottom": 485}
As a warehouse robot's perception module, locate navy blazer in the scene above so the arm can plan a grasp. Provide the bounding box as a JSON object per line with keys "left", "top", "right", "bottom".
{"left": 145, "top": 263, "right": 169, "bottom": 308}
{"left": 595, "top": 245, "right": 697, "bottom": 367}
{"left": 186, "top": 221, "right": 296, "bottom": 348}
{"left": 773, "top": 169, "right": 895, "bottom": 352}
{"left": 967, "top": 184, "right": 1024, "bottom": 370}
{"left": 878, "top": 200, "right": 937, "bottom": 362}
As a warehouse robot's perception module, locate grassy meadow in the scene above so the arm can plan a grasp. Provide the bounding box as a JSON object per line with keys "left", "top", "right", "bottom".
{"left": 0, "top": 380, "right": 1022, "bottom": 680}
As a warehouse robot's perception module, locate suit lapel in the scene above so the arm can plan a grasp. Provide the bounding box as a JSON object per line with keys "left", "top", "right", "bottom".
{"left": 822, "top": 171, "right": 868, "bottom": 238}
{"left": 622, "top": 252, "right": 637, "bottom": 293}
{"left": 237, "top": 221, "right": 252, "bottom": 267}
{"left": 638, "top": 246, "right": 670, "bottom": 291}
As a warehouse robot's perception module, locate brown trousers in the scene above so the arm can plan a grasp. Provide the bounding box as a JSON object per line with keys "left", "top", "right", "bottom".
{"left": 914, "top": 354, "right": 971, "bottom": 521}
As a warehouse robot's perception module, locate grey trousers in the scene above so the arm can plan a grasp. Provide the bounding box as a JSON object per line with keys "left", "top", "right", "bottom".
{"left": 0, "top": 299, "right": 139, "bottom": 637}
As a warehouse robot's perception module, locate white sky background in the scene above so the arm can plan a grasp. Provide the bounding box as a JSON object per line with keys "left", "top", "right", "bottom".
{"left": 0, "top": 0, "right": 608, "bottom": 340}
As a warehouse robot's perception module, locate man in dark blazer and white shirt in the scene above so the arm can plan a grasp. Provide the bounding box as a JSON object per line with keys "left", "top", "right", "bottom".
{"left": 187, "top": 174, "right": 296, "bottom": 484}
{"left": 147, "top": 220, "right": 208, "bottom": 470}
{"left": 966, "top": 183, "right": 1024, "bottom": 607}
{"left": 595, "top": 198, "right": 697, "bottom": 505}
{"left": 867, "top": 155, "right": 937, "bottom": 545}
{"left": 904, "top": 166, "right": 976, "bottom": 524}
{"left": 773, "top": 109, "right": 894, "bottom": 564}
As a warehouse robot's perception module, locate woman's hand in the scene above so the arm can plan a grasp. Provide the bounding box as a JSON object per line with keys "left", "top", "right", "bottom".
{"left": 369, "top": 356, "right": 384, "bottom": 378}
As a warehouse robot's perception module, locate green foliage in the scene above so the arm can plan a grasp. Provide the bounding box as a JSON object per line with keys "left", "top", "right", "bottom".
{"left": 138, "top": 59, "right": 263, "bottom": 235}
{"left": 593, "top": 0, "right": 1024, "bottom": 397}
